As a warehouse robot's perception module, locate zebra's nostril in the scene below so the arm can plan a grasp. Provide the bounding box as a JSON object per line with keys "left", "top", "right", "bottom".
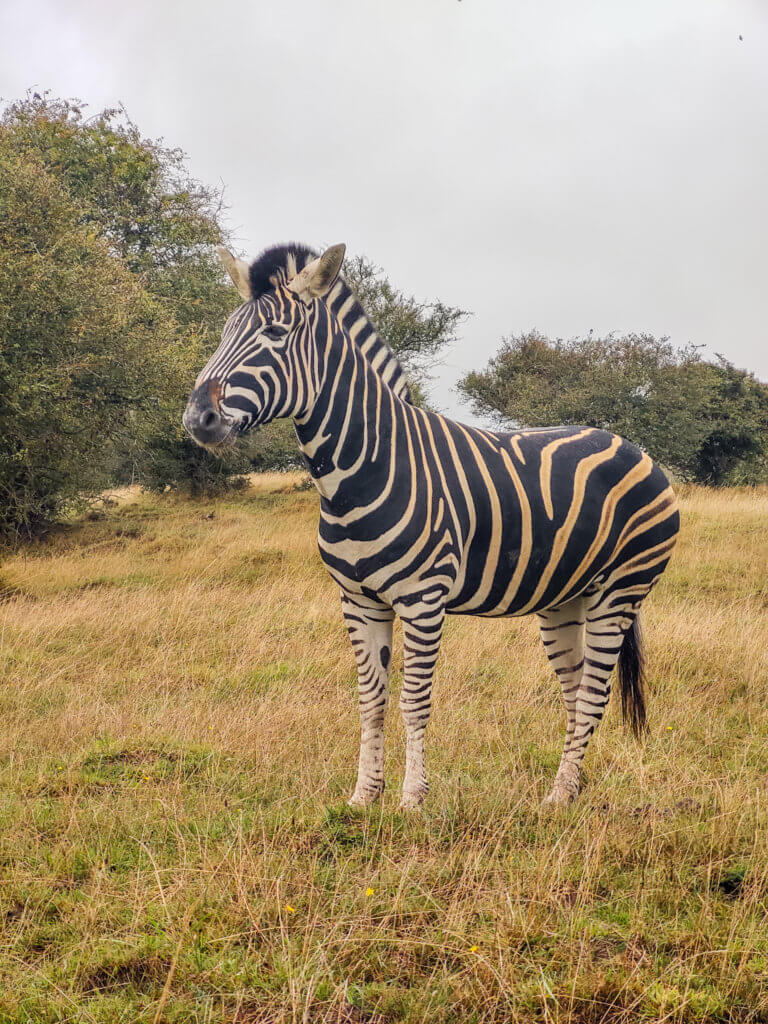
{"left": 200, "top": 408, "right": 220, "bottom": 430}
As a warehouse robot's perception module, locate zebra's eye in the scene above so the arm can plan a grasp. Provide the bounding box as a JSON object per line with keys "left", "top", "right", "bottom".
{"left": 262, "top": 324, "right": 288, "bottom": 340}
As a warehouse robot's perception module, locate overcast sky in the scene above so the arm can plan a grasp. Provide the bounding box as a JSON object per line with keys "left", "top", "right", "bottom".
{"left": 2, "top": 0, "right": 766, "bottom": 420}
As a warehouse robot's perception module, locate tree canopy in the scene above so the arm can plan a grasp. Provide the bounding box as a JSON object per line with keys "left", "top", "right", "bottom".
{"left": 458, "top": 332, "right": 768, "bottom": 484}
{"left": 0, "top": 142, "right": 180, "bottom": 536}
{"left": 0, "top": 93, "right": 256, "bottom": 516}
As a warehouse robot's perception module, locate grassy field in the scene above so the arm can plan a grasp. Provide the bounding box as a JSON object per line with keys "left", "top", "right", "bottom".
{"left": 0, "top": 478, "right": 767, "bottom": 1023}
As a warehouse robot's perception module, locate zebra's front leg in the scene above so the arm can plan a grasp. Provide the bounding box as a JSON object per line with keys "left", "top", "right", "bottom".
{"left": 398, "top": 600, "right": 446, "bottom": 809}
{"left": 341, "top": 593, "right": 395, "bottom": 807}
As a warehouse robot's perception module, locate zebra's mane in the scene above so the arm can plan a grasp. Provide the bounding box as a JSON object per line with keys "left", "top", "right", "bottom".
{"left": 248, "top": 244, "right": 412, "bottom": 404}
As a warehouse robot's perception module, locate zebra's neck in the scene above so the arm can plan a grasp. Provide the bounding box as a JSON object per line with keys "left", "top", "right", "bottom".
{"left": 324, "top": 278, "right": 411, "bottom": 405}
{"left": 294, "top": 305, "right": 403, "bottom": 510}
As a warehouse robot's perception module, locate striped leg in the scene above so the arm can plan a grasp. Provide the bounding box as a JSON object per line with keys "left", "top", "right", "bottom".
{"left": 398, "top": 601, "right": 446, "bottom": 809}
{"left": 537, "top": 598, "right": 587, "bottom": 805}
{"left": 543, "top": 592, "right": 640, "bottom": 807}
{"left": 341, "top": 594, "right": 395, "bottom": 807}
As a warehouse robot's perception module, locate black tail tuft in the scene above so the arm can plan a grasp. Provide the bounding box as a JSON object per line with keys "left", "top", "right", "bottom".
{"left": 618, "top": 617, "right": 646, "bottom": 738}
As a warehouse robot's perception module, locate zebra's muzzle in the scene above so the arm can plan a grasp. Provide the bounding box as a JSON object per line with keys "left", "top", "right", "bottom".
{"left": 183, "top": 379, "right": 238, "bottom": 449}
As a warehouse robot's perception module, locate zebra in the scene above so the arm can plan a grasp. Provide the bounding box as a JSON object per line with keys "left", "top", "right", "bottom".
{"left": 184, "top": 242, "right": 680, "bottom": 809}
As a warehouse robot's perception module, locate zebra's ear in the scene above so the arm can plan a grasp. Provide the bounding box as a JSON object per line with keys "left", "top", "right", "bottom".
{"left": 289, "top": 243, "right": 346, "bottom": 300}
{"left": 216, "top": 245, "right": 252, "bottom": 301}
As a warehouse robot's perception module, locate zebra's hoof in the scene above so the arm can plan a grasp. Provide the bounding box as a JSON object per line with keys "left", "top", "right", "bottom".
{"left": 399, "top": 788, "right": 427, "bottom": 810}
{"left": 347, "top": 787, "right": 382, "bottom": 807}
{"left": 541, "top": 787, "right": 576, "bottom": 810}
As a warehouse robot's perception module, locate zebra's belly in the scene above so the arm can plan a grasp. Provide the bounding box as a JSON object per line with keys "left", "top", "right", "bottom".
{"left": 444, "top": 537, "right": 604, "bottom": 618}
{"left": 318, "top": 528, "right": 460, "bottom": 607}
{"left": 445, "top": 570, "right": 598, "bottom": 618}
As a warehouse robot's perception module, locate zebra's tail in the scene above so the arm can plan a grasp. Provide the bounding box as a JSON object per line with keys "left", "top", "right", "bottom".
{"left": 618, "top": 617, "right": 647, "bottom": 738}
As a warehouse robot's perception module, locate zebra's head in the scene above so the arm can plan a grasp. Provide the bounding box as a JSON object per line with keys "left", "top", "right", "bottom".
{"left": 183, "top": 243, "right": 346, "bottom": 448}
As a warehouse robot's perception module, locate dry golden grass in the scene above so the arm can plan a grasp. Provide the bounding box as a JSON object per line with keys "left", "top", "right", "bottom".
{"left": 0, "top": 481, "right": 767, "bottom": 1022}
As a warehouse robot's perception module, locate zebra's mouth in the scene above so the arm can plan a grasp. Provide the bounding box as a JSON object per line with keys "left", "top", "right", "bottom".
{"left": 199, "top": 418, "right": 247, "bottom": 452}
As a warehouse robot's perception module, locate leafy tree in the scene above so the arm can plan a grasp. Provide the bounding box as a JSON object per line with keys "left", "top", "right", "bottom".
{"left": 692, "top": 359, "right": 768, "bottom": 484}
{"left": 0, "top": 145, "right": 179, "bottom": 538}
{"left": 1, "top": 93, "right": 253, "bottom": 493}
{"left": 458, "top": 332, "right": 768, "bottom": 484}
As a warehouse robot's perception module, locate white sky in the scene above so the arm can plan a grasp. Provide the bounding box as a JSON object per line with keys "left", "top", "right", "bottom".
{"left": 2, "top": 0, "right": 766, "bottom": 419}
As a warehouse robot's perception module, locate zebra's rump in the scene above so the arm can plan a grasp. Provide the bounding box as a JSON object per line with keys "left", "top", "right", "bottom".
{"left": 442, "top": 423, "right": 679, "bottom": 616}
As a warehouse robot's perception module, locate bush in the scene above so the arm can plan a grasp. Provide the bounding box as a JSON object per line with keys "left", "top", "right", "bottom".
{"left": 1, "top": 93, "right": 242, "bottom": 502}
{"left": 0, "top": 146, "right": 178, "bottom": 539}
{"left": 459, "top": 332, "right": 768, "bottom": 484}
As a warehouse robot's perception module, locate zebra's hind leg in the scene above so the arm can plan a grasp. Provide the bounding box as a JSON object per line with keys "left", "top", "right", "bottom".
{"left": 537, "top": 598, "right": 587, "bottom": 806}
{"left": 541, "top": 588, "right": 647, "bottom": 807}
{"left": 341, "top": 593, "right": 395, "bottom": 807}
{"left": 398, "top": 599, "right": 446, "bottom": 809}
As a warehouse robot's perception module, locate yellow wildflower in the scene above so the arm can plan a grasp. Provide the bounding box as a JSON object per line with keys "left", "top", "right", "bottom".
{"left": 469, "top": 945, "right": 479, "bottom": 953}
{"left": 285, "top": 904, "right": 296, "bottom": 914}
{"left": 365, "top": 887, "right": 375, "bottom": 897}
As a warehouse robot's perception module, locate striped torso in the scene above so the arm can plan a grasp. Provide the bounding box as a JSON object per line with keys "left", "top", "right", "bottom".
{"left": 295, "top": 311, "right": 679, "bottom": 617}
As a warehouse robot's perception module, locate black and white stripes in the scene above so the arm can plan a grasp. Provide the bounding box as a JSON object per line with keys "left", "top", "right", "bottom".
{"left": 185, "top": 242, "right": 680, "bottom": 808}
